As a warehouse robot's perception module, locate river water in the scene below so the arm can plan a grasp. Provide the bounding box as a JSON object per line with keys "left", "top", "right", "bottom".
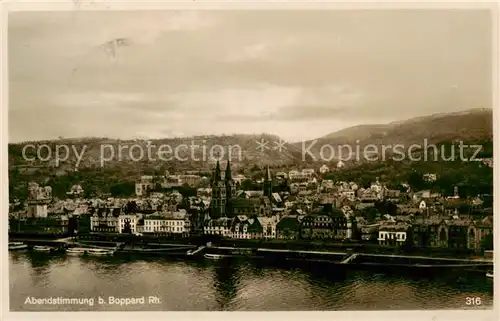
{"left": 9, "top": 252, "right": 494, "bottom": 311}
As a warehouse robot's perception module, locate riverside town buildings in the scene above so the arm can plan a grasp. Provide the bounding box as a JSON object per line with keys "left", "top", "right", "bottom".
{"left": 8, "top": 162, "right": 494, "bottom": 254}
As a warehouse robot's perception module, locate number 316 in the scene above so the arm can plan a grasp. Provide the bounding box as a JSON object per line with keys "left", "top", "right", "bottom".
{"left": 465, "top": 297, "right": 482, "bottom": 305}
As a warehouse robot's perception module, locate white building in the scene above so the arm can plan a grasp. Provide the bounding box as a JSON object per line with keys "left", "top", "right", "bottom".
{"left": 28, "top": 182, "right": 52, "bottom": 201}
{"left": 27, "top": 204, "right": 48, "bottom": 218}
{"left": 27, "top": 182, "right": 51, "bottom": 218}
{"left": 91, "top": 209, "right": 120, "bottom": 233}
{"left": 276, "top": 172, "right": 288, "bottom": 179}
{"left": 302, "top": 168, "right": 315, "bottom": 175}
{"left": 67, "top": 184, "right": 84, "bottom": 196}
{"left": 257, "top": 216, "right": 279, "bottom": 239}
{"left": 135, "top": 183, "right": 147, "bottom": 196}
{"left": 144, "top": 216, "right": 167, "bottom": 233}
{"left": 169, "top": 191, "right": 183, "bottom": 204}
{"left": 135, "top": 175, "right": 155, "bottom": 196}
{"left": 144, "top": 211, "right": 189, "bottom": 234}
{"left": 204, "top": 217, "right": 233, "bottom": 236}
{"left": 377, "top": 223, "right": 409, "bottom": 246}
{"left": 233, "top": 174, "right": 246, "bottom": 185}
{"left": 423, "top": 173, "right": 437, "bottom": 182}
{"left": 341, "top": 190, "right": 356, "bottom": 200}
{"left": 179, "top": 175, "right": 201, "bottom": 187}
{"left": 118, "top": 215, "right": 140, "bottom": 234}
{"left": 319, "top": 164, "right": 330, "bottom": 174}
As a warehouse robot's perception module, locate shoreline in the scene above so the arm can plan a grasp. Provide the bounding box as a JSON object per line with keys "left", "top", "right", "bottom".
{"left": 9, "top": 234, "right": 493, "bottom": 270}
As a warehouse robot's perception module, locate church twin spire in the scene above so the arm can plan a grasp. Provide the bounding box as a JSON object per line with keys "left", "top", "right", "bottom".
{"left": 213, "top": 160, "right": 222, "bottom": 182}
{"left": 212, "top": 160, "right": 232, "bottom": 183}
{"left": 265, "top": 165, "right": 272, "bottom": 182}
{"left": 263, "top": 165, "right": 273, "bottom": 198}
{"left": 225, "top": 160, "right": 232, "bottom": 181}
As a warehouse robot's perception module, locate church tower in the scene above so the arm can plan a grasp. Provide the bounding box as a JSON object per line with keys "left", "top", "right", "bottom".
{"left": 225, "top": 160, "right": 236, "bottom": 216}
{"left": 263, "top": 165, "right": 273, "bottom": 199}
{"left": 210, "top": 160, "right": 226, "bottom": 218}
{"left": 225, "top": 160, "right": 236, "bottom": 198}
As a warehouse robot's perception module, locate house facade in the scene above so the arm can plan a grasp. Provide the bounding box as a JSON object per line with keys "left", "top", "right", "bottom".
{"left": 276, "top": 215, "right": 302, "bottom": 240}
{"left": 90, "top": 208, "right": 120, "bottom": 233}
{"left": 204, "top": 217, "right": 233, "bottom": 236}
{"left": 377, "top": 223, "right": 410, "bottom": 246}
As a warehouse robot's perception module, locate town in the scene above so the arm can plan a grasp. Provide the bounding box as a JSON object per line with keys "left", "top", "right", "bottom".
{"left": 8, "top": 159, "right": 494, "bottom": 256}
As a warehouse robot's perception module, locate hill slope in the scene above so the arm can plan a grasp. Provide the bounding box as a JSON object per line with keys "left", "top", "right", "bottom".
{"left": 8, "top": 108, "right": 493, "bottom": 171}
{"left": 294, "top": 108, "right": 493, "bottom": 160}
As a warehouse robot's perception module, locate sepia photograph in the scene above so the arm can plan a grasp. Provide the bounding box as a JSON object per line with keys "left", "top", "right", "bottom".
{"left": 4, "top": 3, "right": 496, "bottom": 316}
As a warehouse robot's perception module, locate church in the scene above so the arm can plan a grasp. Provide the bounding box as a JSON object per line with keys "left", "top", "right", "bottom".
{"left": 209, "top": 160, "right": 274, "bottom": 219}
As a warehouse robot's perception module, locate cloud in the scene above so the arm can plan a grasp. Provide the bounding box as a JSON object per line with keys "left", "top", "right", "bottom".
{"left": 225, "top": 43, "right": 270, "bottom": 62}
{"left": 8, "top": 10, "right": 492, "bottom": 143}
{"left": 53, "top": 92, "right": 149, "bottom": 108}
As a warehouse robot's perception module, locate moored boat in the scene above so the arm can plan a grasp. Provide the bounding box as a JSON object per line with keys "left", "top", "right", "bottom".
{"left": 204, "top": 253, "right": 239, "bottom": 260}
{"left": 66, "top": 247, "right": 114, "bottom": 256}
{"left": 33, "top": 245, "right": 54, "bottom": 252}
{"left": 204, "top": 253, "right": 224, "bottom": 260}
{"left": 66, "top": 248, "right": 88, "bottom": 256}
{"left": 8, "top": 242, "right": 28, "bottom": 251}
{"left": 86, "top": 248, "right": 114, "bottom": 256}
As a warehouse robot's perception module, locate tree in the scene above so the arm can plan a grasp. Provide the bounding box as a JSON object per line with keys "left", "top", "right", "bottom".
{"left": 481, "top": 233, "right": 493, "bottom": 251}
{"left": 110, "top": 182, "right": 135, "bottom": 197}
{"left": 84, "top": 184, "right": 98, "bottom": 198}
{"left": 362, "top": 206, "right": 380, "bottom": 223}
{"left": 250, "top": 164, "right": 260, "bottom": 172}
{"left": 123, "top": 219, "right": 132, "bottom": 234}
{"left": 408, "top": 171, "right": 426, "bottom": 191}
{"left": 178, "top": 184, "right": 197, "bottom": 198}
{"left": 241, "top": 179, "right": 254, "bottom": 191}
{"left": 125, "top": 201, "right": 138, "bottom": 214}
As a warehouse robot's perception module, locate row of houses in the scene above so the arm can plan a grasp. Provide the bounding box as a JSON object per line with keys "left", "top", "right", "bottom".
{"left": 89, "top": 209, "right": 191, "bottom": 236}
{"left": 202, "top": 205, "right": 493, "bottom": 251}
{"left": 377, "top": 215, "right": 493, "bottom": 250}
{"left": 204, "top": 204, "right": 354, "bottom": 241}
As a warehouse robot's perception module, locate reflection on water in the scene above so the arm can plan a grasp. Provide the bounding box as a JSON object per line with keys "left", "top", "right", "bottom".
{"left": 212, "top": 261, "right": 240, "bottom": 309}
{"left": 9, "top": 252, "right": 493, "bottom": 311}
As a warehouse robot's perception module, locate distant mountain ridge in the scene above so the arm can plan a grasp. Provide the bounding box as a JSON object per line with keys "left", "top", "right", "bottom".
{"left": 320, "top": 108, "right": 492, "bottom": 142}
{"left": 292, "top": 108, "right": 493, "bottom": 159}
{"left": 8, "top": 108, "right": 493, "bottom": 170}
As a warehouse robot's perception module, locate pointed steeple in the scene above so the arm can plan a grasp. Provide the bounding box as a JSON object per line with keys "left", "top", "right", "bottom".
{"left": 225, "top": 160, "right": 232, "bottom": 181}
{"left": 263, "top": 165, "right": 273, "bottom": 199}
{"left": 213, "top": 160, "right": 221, "bottom": 182}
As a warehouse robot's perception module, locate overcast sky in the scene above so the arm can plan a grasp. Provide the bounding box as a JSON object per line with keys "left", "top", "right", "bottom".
{"left": 9, "top": 10, "right": 492, "bottom": 143}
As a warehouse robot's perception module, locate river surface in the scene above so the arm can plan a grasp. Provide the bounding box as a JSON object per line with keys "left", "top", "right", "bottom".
{"left": 9, "top": 251, "right": 494, "bottom": 311}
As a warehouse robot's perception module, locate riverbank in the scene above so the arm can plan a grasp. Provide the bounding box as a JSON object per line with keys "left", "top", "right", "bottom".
{"left": 9, "top": 233, "right": 493, "bottom": 271}
{"left": 9, "top": 232, "right": 486, "bottom": 259}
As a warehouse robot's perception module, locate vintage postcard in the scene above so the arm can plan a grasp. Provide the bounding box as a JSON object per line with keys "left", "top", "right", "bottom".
{"left": 1, "top": 1, "right": 498, "bottom": 320}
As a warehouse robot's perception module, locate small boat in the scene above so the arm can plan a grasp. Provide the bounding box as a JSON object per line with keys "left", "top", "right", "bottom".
{"left": 66, "top": 248, "right": 88, "bottom": 256}
{"left": 66, "top": 247, "right": 114, "bottom": 256}
{"left": 33, "top": 245, "right": 54, "bottom": 252}
{"left": 486, "top": 271, "right": 494, "bottom": 278}
{"left": 204, "top": 253, "right": 224, "bottom": 260}
{"left": 86, "top": 248, "right": 114, "bottom": 256}
{"left": 9, "top": 242, "right": 28, "bottom": 251}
